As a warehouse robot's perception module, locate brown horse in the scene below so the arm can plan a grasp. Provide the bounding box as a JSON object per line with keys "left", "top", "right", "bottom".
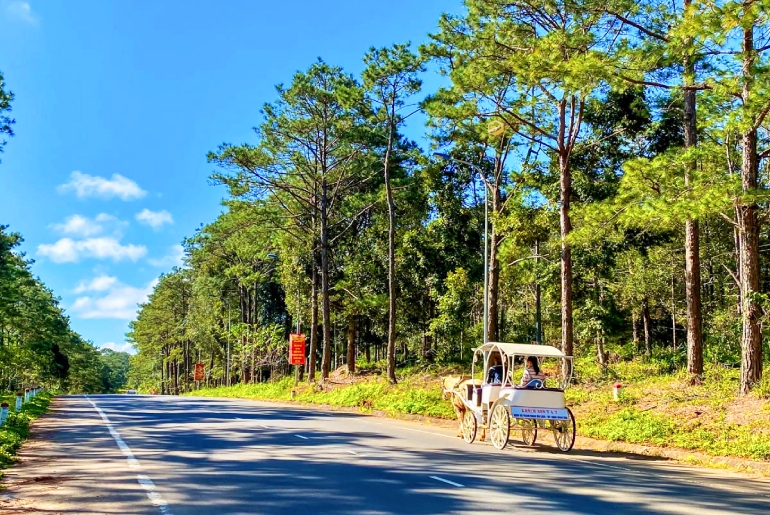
{"left": 442, "top": 375, "right": 486, "bottom": 441}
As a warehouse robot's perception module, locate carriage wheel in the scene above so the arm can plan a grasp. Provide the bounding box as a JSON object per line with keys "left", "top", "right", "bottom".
{"left": 461, "top": 409, "right": 477, "bottom": 444}
{"left": 519, "top": 418, "right": 538, "bottom": 446}
{"left": 552, "top": 408, "right": 576, "bottom": 452}
{"left": 489, "top": 403, "right": 510, "bottom": 450}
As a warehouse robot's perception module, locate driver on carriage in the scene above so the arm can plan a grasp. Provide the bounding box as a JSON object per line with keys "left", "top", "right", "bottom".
{"left": 486, "top": 352, "right": 505, "bottom": 384}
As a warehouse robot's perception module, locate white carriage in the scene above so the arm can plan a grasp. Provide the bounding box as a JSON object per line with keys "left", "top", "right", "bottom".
{"left": 449, "top": 342, "right": 576, "bottom": 452}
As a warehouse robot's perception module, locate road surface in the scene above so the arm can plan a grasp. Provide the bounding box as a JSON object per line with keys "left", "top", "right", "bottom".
{"left": 2, "top": 394, "right": 769, "bottom": 514}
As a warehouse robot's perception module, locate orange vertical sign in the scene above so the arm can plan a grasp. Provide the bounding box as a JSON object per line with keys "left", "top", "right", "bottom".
{"left": 289, "top": 334, "right": 306, "bottom": 365}
{"left": 194, "top": 363, "right": 205, "bottom": 381}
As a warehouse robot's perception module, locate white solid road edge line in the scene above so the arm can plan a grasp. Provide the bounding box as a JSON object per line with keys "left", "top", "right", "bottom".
{"left": 429, "top": 475, "right": 465, "bottom": 488}
{"left": 85, "top": 396, "right": 173, "bottom": 515}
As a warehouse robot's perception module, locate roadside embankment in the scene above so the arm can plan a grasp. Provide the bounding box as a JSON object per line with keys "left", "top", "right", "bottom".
{"left": 0, "top": 392, "right": 51, "bottom": 475}
{"left": 183, "top": 360, "right": 770, "bottom": 472}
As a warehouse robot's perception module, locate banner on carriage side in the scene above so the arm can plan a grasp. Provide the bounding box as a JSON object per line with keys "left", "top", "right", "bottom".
{"left": 194, "top": 363, "right": 205, "bottom": 381}
{"left": 289, "top": 333, "right": 306, "bottom": 365}
{"left": 511, "top": 407, "right": 570, "bottom": 421}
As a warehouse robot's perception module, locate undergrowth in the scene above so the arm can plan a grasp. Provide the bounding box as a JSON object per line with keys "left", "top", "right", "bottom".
{"left": 192, "top": 376, "right": 456, "bottom": 419}
{"left": 0, "top": 392, "right": 51, "bottom": 475}
{"left": 187, "top": 359, "right": 770, "bottom": 462}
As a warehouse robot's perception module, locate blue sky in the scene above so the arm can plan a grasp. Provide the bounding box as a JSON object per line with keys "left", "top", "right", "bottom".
{"left": 0, "top": 0, "right": 452, "bottom": 353}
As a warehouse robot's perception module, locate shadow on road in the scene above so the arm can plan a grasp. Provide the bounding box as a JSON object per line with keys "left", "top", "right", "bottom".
{"left": 9, "top": 395, "right": 769, "bottom": 515}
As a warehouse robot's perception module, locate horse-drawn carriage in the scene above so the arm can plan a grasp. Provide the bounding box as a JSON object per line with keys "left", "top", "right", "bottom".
{"left": 444, "top": 342, "right": 576, "bottom": 452}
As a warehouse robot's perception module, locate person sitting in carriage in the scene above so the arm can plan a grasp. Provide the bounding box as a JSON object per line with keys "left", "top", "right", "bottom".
{"left": 519, "top": 355, "right": 546, "bottom": 388}
{"left": 486, "top": 352, "right": 504, "bottom": 384}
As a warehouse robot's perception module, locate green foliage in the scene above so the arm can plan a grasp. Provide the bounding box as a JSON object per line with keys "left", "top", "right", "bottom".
{"left": 99, "top": 349, "right": 130, "bottom": 393}
{"left": 0, "top": 226, "right": 105, "bottom": 394}
{"left": 0, "top": 70, "right": 14, "bottom": 159}
{"left": 129, "top": 0, "right": 770, "bottom": 397}
{"left": 0, "top": 392, "right": 51, "bottom": 472}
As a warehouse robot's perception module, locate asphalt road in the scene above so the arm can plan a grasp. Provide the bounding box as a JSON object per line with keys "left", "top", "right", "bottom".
{"left": 3, "top": 395, "right": 770, "bottom": 515}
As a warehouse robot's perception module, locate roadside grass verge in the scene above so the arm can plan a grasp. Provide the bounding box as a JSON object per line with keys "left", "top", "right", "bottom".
{"left": 186, "top": 359, "right": 770, "bottom": 462}
{"left": 190, "top": 373, "right": 456, "bottom": 419}
{"left": 0, "top": 392, "right": 52, "bottom": 475}
{"left": 567, "top": 359, "right": 770, "bottom": 461}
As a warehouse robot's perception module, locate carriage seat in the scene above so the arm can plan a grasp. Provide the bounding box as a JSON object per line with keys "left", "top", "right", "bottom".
{"left": 522, "top": 379, "right": 544, "bottom": 389}
{"left": 481, "top": 384, "right": 502, "bottom": 405}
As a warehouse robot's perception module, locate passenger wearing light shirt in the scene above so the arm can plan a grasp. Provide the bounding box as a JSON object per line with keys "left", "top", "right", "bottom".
{"left": 519, "top": 356, "right": 545, "bottom": 387}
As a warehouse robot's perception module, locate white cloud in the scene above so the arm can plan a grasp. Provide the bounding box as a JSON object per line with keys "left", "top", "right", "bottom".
{"left": 37, "top": 237, "right": 147, "bottom": 263}
{"left": 71, "top": 278, "right": 158, "bottom": 320}
{"left": 148, "top": 244, "right": 185, "bottom": 268}
{"left": 58, "top": 171, "right": 146, "bottom": 201}
{"left": 73, "top": 275, "right": 118, "bottom": 293}
{"left": 52, "top": 214, "right": 102, "bottom": 237}
{"left": 95, "top": 213, "right": 121, "bottom": 223}
{"left": 135, "top": 209, "right": 173, "bottom": 230}
{"left": 100, "top": 342, "right": 136, "bottom": 355}
{"left": 4, "top": 1, "right": 39, "bottom": 25}
{"left": 51, "top": 213, "right": 127, "bottom": 237}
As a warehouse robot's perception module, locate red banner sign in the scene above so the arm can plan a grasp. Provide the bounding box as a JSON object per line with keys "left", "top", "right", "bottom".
{"left": 194, "top": 363, "right": 205, "bottom": 382}
{"left": 289, "top": 334, "right": 306, "bottom": 365}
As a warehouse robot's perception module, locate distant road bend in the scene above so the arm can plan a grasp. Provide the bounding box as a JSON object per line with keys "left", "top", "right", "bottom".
{"left": 2, "top": 395, "right": 769, "bottom": 514}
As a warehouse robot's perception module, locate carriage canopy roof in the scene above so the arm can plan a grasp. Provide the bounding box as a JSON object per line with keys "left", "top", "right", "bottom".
{"left": 475, "top": 342, "right": 569, "bottom": 358}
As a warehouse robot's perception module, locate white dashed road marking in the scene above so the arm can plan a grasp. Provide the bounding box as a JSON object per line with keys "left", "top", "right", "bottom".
{"left": 430, "top": 475, "right": 464, "bottom": 488}
{"left": 86, "top": 396, "right": 173, "bottom": 515}
{"left": 373, "top": 422, "right": 456, "bottom": 440}
{"left": 295, "top": 434, "right": 309, "bottom": 440}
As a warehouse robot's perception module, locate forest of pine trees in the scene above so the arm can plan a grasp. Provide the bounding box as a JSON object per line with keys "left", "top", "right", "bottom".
{"left": 128, "top": 0, "right": 770, "bottom": 395}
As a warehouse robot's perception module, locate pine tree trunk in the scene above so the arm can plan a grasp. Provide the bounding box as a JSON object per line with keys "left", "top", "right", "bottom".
{"left": 161, "top": 349, "right": 167, "bottom": 395}
{"left": 683, "top": 22, "right": 704, "bottom": 376}
{"left": 384, "top": 124, "right": 398, "bottom": 384}
{"left": 251, "top": 331, "right": 256, "bottom": 384}
{"left": 487, "top": 198, "right": 501, "bottom": 343}
{"left": 184, "top": 341, "right": 190, "bottom": 393}
{"left": 596, "top": 276, "right": 607, "bottom": 367}
{"left": 738, "top": 24, "right": 762, "bottom": 393}
{"left": 643, "top": 300, "right": 652, "bottom": 356}
{"left": 365, "top": 320, "right": 371, "bottom": 362}
{"left": 308, "top": 252, "right": 318, "bottom": 382}
{"left": 208, "top": 351, "right": 214, "bottom": 388}
{"left": 596, "top": 330, "right": 607, "bottom": 367}
{"left": 632, "top": 312, "right": 639, "bottom": 351}
{"left": 320, "top": 178, "right": 332, "bottom": 381}
{"left": 421, "top": 331, "right": 433, "bottom": 362}
{"left": 173, "top": 358, "right": 179, "bottom": 395}
{"left": 347, "top": 315, "right": 356, "bottom": 374}
{"left": 733, "top": 222, "right": 742, "bottom": 316}
{"left": 534, "top": 241, "right": 542, "bottom": 345}
{"left": 671, "top": 276, "right": 677, "bottom": 350}
{"left": 421, "top": 301, "right": 434, "bottom": 362}
{"left": 558, "top": 99, "right": 574, "bottom": 380}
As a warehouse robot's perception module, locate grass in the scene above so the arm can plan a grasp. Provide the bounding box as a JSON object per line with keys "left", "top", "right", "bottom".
{"left": 568, "top": 358, "right": 770, "bottom": 461}
{"left": 186, "top": 358, "right": 770, "bottom": 462}
{"left": 0, "top": 392, "right": 51, "bottom": 476}
{"left": 191, "top": 374, "right": 456, "bottom": 419}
